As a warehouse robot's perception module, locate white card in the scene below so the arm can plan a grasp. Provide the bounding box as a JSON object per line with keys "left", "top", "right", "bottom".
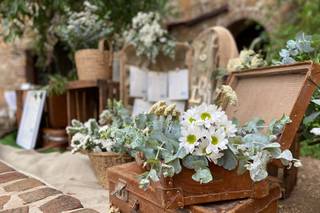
{"left": 147, "top": 71, "right": 168, "bottom": 102}
{"left": 168, "top": 69, "right": 189, "bottom": 100}
{"left": 132, "top": 99, "right": 153, "bottom": 117}
{"left": 129, "top": 66, "right": 147, "bottom": 98}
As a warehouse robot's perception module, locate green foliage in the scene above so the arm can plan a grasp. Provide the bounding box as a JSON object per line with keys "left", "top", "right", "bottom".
{"left": 267, "top": 0, "right": 320, "bottom": 62}
{"left": 55, "top": 2, "right": 113, "bottom": 52}
{"left": 91, "top": 0, "right": 171, "bottom": 38}
{"left": 42, "top": 74, "right": 68, "bottom": 96}
{"left": 0, "top": 0, "right": 81, "bottom": 67}
{"left": 0, "top": 131, "right": 19, "bottom": 148}
{"left": 0, "top": 0, "right": 170, "bottom": 71}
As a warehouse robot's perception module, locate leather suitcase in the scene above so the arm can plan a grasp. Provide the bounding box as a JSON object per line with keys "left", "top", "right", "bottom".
{"left": 108, "top": 162, "right": 271, "bottom": 212}
{"left": 225, "top": 62, "right": 320, "bottom": 197}
{"left": 182, "top": 180, "right": 281, "bottom": 213}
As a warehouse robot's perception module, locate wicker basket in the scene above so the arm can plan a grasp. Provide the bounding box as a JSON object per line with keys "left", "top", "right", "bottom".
{"left": 88, "top": 152, "right": 133, "bottom": 188}
{"left": 75, "top": 39, "right": 112, "bottom": 80}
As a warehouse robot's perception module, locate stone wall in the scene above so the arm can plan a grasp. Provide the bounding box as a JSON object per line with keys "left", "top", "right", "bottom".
{"left": 0, "top": 39, "right": 29, "bottom": 107}
{"left": 168, "top": 0, "right": 290, "bottom": 42}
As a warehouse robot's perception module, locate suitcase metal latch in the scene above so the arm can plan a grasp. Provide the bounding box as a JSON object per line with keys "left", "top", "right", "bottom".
{"left": 112, "top": 179, "right": 128, "bottom": 202}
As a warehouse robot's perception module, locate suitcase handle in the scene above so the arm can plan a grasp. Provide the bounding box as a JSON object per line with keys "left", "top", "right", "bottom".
{"left": 112, "top": 179, "right": 128, "bottom": 202}
{"left": 130, "top": 200, "right": 140, "bottom": 213}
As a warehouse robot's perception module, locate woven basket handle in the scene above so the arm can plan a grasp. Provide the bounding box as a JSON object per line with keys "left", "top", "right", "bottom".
{"left": 98, "top": 39, "right": 113, "bottom": 67}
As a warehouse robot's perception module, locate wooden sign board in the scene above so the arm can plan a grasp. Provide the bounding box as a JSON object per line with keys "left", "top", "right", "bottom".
{"left": 17, "top": 90, "right": 46, "bottom": 149}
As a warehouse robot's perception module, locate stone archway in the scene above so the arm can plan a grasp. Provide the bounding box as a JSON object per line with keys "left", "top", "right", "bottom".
{"left": 227, "top": 18, "right": 270, "bottom": 52}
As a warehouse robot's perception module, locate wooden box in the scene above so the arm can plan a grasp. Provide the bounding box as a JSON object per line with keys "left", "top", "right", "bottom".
{"left": 225, "top": 62, "right": 320, "bottom": 197}
{"left": 108, "top": 162, "right": 270, "bottom": 212}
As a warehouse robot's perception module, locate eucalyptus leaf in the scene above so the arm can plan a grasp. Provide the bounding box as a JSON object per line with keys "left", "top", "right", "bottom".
{"left": 216, "top": 149, "right": 238, "bottom": 171}
{"left": 192, "top": 168, "right": 212, "bottom": 184}
{"left": 148, "top": 169, "right": 160, "bottom": 182}
{"left": 182, "top": 155, "right": 208, "bottom": 170}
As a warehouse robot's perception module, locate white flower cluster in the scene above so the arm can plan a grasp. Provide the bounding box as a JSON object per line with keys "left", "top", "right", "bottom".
{"left": 57, "top": 1, "right": 112, "bottom": 50}
{"left": 67, "top": 119, "right": 116, "bottom": 154}
{"left": 179, "top": 104, "right": 237, "bottom": 162}
{"left": 227, "top": 49, "right": 266, "bottom": 72}
{"left": 124, "top": 12, "right": 175, "bottom": 62}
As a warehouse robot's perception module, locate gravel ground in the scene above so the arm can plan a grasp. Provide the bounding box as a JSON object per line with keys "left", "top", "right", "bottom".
{"left": 279, "top": 157, "right": 320, "bottom": 213}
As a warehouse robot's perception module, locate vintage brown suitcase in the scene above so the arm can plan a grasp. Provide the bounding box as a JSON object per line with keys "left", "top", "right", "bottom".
{"left": 225, "top": 62, "right": 320, "bottom": 197}
{"left": 181, "top": 180, "right": 281, "bottom": 213}
{"left": 108, "top": 162, "right": 270, "bottom": 212}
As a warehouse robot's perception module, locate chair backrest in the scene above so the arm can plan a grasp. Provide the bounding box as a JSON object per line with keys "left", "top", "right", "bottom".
{"left": 225, "top": 62, "right": 320, "bottom": 150}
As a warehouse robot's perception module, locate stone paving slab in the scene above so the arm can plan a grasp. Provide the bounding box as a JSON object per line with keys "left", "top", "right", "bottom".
{"left": 0, "top": 161, "right": 96, "bottom": 213}
{"left": 4, "top": 178, "right": 44, "bottom": 192}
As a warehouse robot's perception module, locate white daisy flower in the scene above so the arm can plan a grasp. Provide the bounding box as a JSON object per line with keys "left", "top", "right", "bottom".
{"left": 179, "top": 126, "right": 204, "bottom": 154}
{"left": 194, "top": 104, "right": 220, "bottom": 128}
{"left": 222, "top": 120, "right": 237, "bottom": 137}
{"left": 181, "top": 107, "right": 197, "bottom": 126}
{"left": 205, "top": 128, "right": 228, "bottom": 154}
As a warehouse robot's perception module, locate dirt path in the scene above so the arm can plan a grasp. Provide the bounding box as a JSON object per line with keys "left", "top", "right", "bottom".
{"left": 279, "top": 157, "right": 320, "bottom": 213}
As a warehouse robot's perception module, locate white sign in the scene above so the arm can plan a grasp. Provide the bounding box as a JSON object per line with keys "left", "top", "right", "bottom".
{"left": 17, "top": 90, "right": 46, "bottom": 149}
{"left": 168, "top": 69, "right": 189, "bottom": 100}
{"left": 129, "top": 66, "right": 148, "bottom": 98}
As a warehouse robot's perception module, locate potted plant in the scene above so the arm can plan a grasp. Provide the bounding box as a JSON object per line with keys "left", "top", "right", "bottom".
{"left": 56, "top": 1, "right": 113, "bottom": 81}
{"left": 42, "top": 74, "right": 68, "bottom": 129}
{"left": 66, "top": 100, "right": 133, "bottom": 188}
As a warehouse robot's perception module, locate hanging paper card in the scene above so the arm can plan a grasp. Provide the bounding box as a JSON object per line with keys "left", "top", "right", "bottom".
{"left": 129, "top": 66, "right": 148, "bottom": 98}
{"left": 132, "top": 99, "right": 153, "bottom": 117}
{"left": 147, "top": 71, "right": 168, "bottom": 102}
{"left": 168, "top": 69, "right": 189, "bottom": 100}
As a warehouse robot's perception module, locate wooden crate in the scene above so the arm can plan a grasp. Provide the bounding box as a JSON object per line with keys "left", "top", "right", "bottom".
{"left": 108, "top": 162, "right": 270, "bottom": 211}
{"left": 66, "top": 80, "right": 119, "bottom": 124}
{"left": 225, "top": 62, "right": 320, "bottom": 197}
{"left": 119, "top": 43, "right": 190, "bottom": 107}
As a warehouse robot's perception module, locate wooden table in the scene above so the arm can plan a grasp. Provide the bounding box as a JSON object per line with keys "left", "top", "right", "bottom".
{"left": 66, "top": 80, "right": 119, "bottom": 124}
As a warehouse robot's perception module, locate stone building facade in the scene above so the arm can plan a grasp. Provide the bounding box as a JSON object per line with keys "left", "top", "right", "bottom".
{"left": 168, "top": 0, "right": 290, "bottom": 43}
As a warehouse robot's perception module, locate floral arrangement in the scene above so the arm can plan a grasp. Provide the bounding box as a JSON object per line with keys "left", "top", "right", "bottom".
{"left": 123, "top": 12, "right": 175, "bottom": 62}
{"left": 56, "top": 1, "right": 113, "bottom": 51}
{"left": 67, "top": 97, "right": 301, "bottom": 189}
{"left": 275, "top": 32, "right": 315, "bottom": 65}
{"left": 227, "top": 49, "right": 267, "bottom": 72}
{"left": 66, "top": 100, "right": 132, "bottom": 154}
{"left": 128, "top": 101, "right": 301, "bottom": 189}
